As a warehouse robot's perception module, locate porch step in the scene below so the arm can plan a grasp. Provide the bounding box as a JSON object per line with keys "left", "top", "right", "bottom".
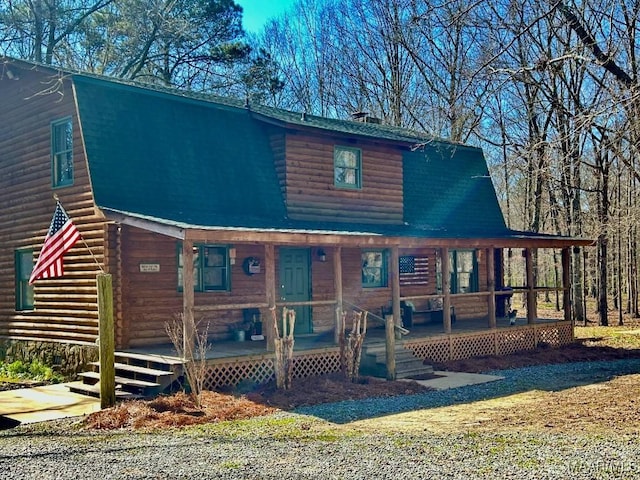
{"left": 70, "top": 351, "right": 185, "bottom": 400}
{"left": 78, "top": 371, "right": 163, "bottom": 396}
{"left": 361, "top": 343, "right": 434, "bottom": 379}
{"left": 115, "top": 351, "right": 185, "bottom": 370}
{"left": 88, "top": 362, "right": 175, "bottom": 380}
{"left": 67, "top": 381, "right": 140, "bottom": 400}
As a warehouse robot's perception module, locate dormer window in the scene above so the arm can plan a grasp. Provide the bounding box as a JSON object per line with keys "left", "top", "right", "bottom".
{"left": 334, "top": 146, "right": 361, "bottom": 189}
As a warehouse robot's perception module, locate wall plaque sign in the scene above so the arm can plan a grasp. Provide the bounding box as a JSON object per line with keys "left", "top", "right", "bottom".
{"left": 139, "top": 263, "right": 160, "bottom": 272}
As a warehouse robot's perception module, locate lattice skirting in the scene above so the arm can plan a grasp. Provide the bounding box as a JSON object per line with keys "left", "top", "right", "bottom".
{"left": 202, "top": 322, "right": 573, "bottom": 389}
{"left": 203, "top": 350, "right": 342, "bottom": 390}
{"left": 405, "top": 322, "right": 574, "bottom": 364}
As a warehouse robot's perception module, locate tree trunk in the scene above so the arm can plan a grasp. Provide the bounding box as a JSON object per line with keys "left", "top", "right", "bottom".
{"left": 598, "top": 235, "right": 609, "bottom": 326}
{"left": 596, "top": 148, "right": 610, "bottom": 326}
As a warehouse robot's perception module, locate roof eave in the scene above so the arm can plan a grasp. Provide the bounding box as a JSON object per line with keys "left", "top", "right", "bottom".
{"left": 101, "top": 208, "right": 593, "bottom": 249}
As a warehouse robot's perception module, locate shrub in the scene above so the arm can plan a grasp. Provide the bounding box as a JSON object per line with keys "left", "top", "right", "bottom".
{"left": 0, "top": 359, "right": 64, "bottom": 383}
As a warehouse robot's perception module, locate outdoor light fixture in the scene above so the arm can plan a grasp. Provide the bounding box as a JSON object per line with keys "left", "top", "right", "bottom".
{"left": 317, "top": 248, "right": 326, "bottom": 262}
{"left": 229, "top": 247, "right": 236, "bottom": 265}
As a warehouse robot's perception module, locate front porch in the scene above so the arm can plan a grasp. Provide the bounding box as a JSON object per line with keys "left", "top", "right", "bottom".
{"left": 127, "top": 315, "right": 573, "bottom": 390}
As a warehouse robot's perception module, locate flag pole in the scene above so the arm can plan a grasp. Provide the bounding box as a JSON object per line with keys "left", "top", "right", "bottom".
{"left": 52, "top": 195, "right": 114, "bottom": 407}
{"left": 97, "top": 272, "right": 115, "bottom": 408}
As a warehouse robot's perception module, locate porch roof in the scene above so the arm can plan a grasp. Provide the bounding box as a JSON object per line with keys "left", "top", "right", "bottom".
{"left": 103, "top": 207, "right": 592, "bottom": 248}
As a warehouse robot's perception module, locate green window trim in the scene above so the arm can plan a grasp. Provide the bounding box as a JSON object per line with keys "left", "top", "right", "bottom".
{"left": 362, "top": 249, "right": 388, "bottom": 288}
{"left": 178, "top": 244, "right": 231, "bottom": 292}
{"left": 15, "top": 249, "right": 34, "bottom": 311}
{"left": 334, "top": 146, "right": 362, "bottom": 189}
{"left": 51, "top": 117, "right": 74, "bottom": 188}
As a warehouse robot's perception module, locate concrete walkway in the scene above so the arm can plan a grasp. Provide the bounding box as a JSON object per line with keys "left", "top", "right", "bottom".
{"left": 412, "top": 371, "right": 504, "bottom": 390}
{"left": 0, "top": 383, "right": 100, "bottom": 426}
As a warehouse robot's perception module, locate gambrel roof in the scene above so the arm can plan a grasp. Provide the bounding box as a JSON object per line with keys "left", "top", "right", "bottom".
{"left": 72, "top": 74, "right": 513, "bottom": 239}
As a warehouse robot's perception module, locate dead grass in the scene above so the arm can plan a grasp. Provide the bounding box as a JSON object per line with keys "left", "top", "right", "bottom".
{"left": 350, "top": 373, "right": 640, "bottom": 435}
{"left": 84, "top": 316, "right": 640, "bottom": 432}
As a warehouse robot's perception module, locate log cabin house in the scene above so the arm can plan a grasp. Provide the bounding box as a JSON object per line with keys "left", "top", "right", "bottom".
{"left": 0, "top": 57, "right": 591, "bottom": 392}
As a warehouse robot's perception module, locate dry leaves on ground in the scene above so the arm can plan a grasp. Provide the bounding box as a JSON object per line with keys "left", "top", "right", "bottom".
{"left": 84, "top": 373, "right": 431, "bottom": 430}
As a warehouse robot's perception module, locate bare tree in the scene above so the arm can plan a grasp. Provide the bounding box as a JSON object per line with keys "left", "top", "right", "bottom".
{"left": 0, "top": 0, "right": 115, "bottom": 64}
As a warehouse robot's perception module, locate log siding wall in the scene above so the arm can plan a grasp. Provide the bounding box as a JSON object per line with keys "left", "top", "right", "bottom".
{"left": 0, "top": 67, "right": 107, "bottom": 345}
{"left": 115, "top": 230, "right": 496, "bottom": 346}
{"left": 283, "top": 134, "right": 404, "bottom": 223}
{"left": 0, "top": 64, "right": 504, "bottom": 351}
{"left": 120, "top": 227, "right": 272, "bottom": 347}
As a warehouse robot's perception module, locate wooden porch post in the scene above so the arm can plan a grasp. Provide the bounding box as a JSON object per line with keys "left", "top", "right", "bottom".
{"left": 265, "top": 244, "right": 276, "bottom": 352}
{"left": 333, "top": 246, "right": 343, "bottom": 344}
{"left": 441, "top": 247, "right": 452, "bottom": 334}
{"left": 385, "top": 315, "right": 396, "bottom": 380}
{"left": 391, "top": 245, "right": 401, "bottom": 339}
{"left": 182, "top": 240, "right": 195, "bottom": 361}
{"left": 562, "top": 247, "right": 572, "bottom": 325}
{"left": 487, "top": 247, "right": 496, "bottom": 328}
{"left": 525, "top": 248, "right": 536, "bottom": 324}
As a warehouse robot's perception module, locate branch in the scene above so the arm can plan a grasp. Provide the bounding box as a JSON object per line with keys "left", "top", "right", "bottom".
{"left": 554, "top": 1, "right": 635, "bottom": 88}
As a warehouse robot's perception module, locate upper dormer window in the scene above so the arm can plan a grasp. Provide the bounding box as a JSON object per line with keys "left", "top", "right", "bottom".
{"left": 51, "top": 117, "right": 73, "bottom": 188}
{"left": 334, "top": 146, "right": 361, "bottom": 189}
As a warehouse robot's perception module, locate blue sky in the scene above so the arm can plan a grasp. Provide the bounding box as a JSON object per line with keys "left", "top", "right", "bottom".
{"left": 236, "top": 0, "right": 297, "bottom": 33}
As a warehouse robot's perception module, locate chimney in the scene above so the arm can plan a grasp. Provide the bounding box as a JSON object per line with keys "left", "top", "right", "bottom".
{"left": 351, "top": 111, "right": 368, "bottom": 122}
{"left": 351, "top": 111, "right": 381, "bottom": 124}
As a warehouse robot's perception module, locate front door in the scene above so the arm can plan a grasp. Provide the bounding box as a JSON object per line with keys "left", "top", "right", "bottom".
{"left": 279, "top": 248, "right": 312, "bottom": 334}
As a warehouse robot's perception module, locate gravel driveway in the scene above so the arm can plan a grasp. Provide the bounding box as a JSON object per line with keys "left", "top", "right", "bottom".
{"left": 1, "top": 360, "right": 640, "bottom": 480}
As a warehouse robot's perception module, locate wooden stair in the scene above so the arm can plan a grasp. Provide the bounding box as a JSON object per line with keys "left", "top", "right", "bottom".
{"left": 360, "top": 343, "right": 434, "bottom": 379}
{"left": 69, "top": 351, "right": 185, "bottom": 399}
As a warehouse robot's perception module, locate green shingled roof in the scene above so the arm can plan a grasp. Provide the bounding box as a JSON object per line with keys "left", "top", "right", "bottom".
{"left": 74, "top": 75, "right": 287, "bottom": 229}
{"left": 403, "top": 144, "right": 507, "bottom": 235}
{"left": 72, "top": 73, "right": 509, "bottom": 237}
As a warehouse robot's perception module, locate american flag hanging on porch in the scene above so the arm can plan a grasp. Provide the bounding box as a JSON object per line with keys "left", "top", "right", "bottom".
{"left": 29, "top": 202, "right": 81, "bottom": 284}
{"left": 399, "top": 255, "right": 429, "bottom": 286}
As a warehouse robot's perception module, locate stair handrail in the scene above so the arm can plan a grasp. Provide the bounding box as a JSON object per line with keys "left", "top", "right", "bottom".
{"left": 341, "top": 300, "right": 409, "bottom": 335}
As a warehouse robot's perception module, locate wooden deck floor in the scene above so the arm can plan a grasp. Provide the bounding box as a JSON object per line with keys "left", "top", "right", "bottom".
{"left": 127, "top": 314, "right": 565, "bottom": 361}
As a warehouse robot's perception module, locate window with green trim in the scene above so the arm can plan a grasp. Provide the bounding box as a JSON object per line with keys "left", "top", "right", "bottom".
{"left": 362, "top": 250, "right": 387, "bottom": 288}
{"left": 436, "top": 250, "right": 478, "bottom": 294}
{"left": 334, "top": 146, "right": 362, "bottom": 188}
{"left": 178, "top": 244, "right": 230, "bottom": 291}
{"left": 15, "top": 250, "right": 34, "bottom": 311}
{"left": 51, "top": 118, "right": 74, "bottom": 188}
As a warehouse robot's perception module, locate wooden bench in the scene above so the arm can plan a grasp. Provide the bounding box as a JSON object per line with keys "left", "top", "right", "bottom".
{"left": 380, "top": 302, "right": 456, "bottom": 328}
{"left": 401, "top": 301, "right": 455, "bottom": 327}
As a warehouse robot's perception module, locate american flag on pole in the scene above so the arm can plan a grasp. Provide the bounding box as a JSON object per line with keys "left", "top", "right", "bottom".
{"left": 29, "top": 202, "right": 81, "bottom": 284}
